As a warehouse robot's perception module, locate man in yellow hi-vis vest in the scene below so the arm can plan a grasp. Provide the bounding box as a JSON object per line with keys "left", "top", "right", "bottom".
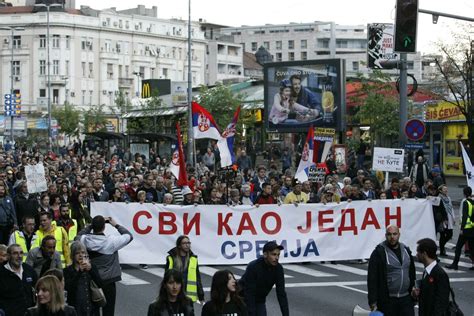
{"left": 446, "top": 186, "right": 474, "bottom": 270}
{"left": 8, "top": 215, "right": 38, "bottom": 262}
{"left": 165, "top": 235, "right": 204, "bottom": 303}
{"left": 55, "top": 203, "right": 78, "bottom": 242}
{"left": 35, "top": 211, "right": 71, "bottom": 266}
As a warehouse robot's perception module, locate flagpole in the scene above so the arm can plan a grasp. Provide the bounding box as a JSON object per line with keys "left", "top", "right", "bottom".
{"left": 186, "top": 0, "right": 195, "bottom": 165}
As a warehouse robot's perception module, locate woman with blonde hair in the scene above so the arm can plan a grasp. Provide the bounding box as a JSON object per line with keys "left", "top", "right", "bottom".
{"left": 26, "top": 275, "right": 76, "bottom": 315}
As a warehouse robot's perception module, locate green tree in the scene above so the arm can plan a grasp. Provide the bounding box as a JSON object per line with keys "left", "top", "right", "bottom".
{"left": 196, "top": 84, "right": 244, "bottom": 130}
{"left": 82, "top": 104, "right": 108, "bottom": 133}
{"left": 52, "top": 102, "right": 81, "bottom": 137}
{"left": 351, "top": 70, "right": 400, "bottom": 148}
{"left": 126, "top": 91, "right": 165, "bottom": 133}
{"left": 431, "top": 31, "right": 473, "bottom": 156}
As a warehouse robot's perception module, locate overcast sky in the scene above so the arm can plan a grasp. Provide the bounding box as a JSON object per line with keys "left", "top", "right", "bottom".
{"left": 76, "top": 0, "right": 473, "bottom": 53}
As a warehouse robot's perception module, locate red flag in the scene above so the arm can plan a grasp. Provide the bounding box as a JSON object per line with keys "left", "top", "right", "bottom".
{"left": 176, "top": 123, "right": 188, "bottom": 187}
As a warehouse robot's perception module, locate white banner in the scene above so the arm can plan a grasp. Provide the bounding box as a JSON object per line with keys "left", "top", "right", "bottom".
{"left": 25, "top": 163, "right": 47, "bottom": 193}
{"left": 460, "top": 142, "right": 474, "bottom": 191}
{"left": 91, "top": 199, "right": 435, "bottom": 265}
{"left": 372, "top": 147, "right": 405, "bottom": 173}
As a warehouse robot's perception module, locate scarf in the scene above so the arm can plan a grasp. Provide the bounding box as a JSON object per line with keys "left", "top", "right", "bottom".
{"left": 440, "top": 194, "right": 453, "bottom": 217}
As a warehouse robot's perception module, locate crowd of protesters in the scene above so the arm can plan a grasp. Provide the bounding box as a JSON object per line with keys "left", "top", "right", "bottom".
{"left": 0, "top": 139, "right": 472, "bottom": 315}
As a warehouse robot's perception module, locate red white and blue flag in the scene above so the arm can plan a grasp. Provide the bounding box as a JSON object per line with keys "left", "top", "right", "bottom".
{"left": 218, "top": 106, "right": 240, "bottom": 167}
{"left": 192, "top": 101, "right": 222, "bottom": 140}
{"left": 169, "top": 123, "right": 188, "bottom": 186}
{"left": 295, "top": 127, "right": 316, "bottom": 182}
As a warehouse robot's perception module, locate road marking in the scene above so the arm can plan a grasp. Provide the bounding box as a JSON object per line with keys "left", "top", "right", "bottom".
{"left": 414, "top": 262, "right": 465, "bottom": 274}
{"left": 145, "top": 267, "right": 166, "bottom": 278}
{"left": 338, "top": 285, "right": 368, "bottom": 294}
{"left": 120, "top": 272, "right": 151, "bottom": 285}
{"left": 283, "top": 264, "right": 336, "bottom": 277}
{"left": 200, "top": 266, "right": 241, "bottom": 278}
{"left": 438, "top": 257, "right": 472, "bottom": 268}
{"left": 234, "top": 265, "right": 294, "bottom": 278}
{"left": 317, "top": 263, "right": 368, "bottom": 276}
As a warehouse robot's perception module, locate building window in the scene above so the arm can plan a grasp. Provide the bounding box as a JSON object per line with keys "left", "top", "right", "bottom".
{"left": 318, "top": 39, "right": 329, "bottom": 48}
{"left": 53, "top": 60, "right": 59, "bottom": 75}
{"left": 39, "top": 89, "right": 46, "bottom": 97}
{"left": 65, "top": 36, "right": 70, "bottom": 49}
{"left": 407, "top": 61, "right": 414, "bottom": 70}
{"left": 39, "top": 60, "right": 46, "bottom": 75}
{"left": 13, "top": 36, "right": 21, "bottom": 49}
{"left": 39, "top": 35, "right": 46, "bottom": 48}
{"left": 89, "top": 62, "right": 94, "bottom": 78}
{"left": 12, "top": 61, "right": 20, "bottom": 76}
{"left": 81, "top": 90, "right": 86, "bottom": 105}
{"left": 288, "top": 40, "right": 294, "bottom": 49}
{"left": 336, "top": 39, "right": 348, "bottom": 48}
{"left": 125, "top": 65, "right": 129, "bottom": 77}
{"left": 107, "top": 63, "right": 113, "bottom": 79}
{"left": 151, "top": 67, "right": 155, "bottom": 78}
{"left": 52, "top": 35, "right": 60, "bottom": 48}
{"left": 251, "top": 42, "right": 257, "bottom": 51}
{"left": 105, "top": 40, "right": 111, "bottom": 52}
{"left": 301, "top": 51, "right": 307, "bottom": 60}
{"left": 276, "top": 41, "right": 282, "bottom": 50}
{"left": 89, "top": 90, "right": 93, "bottom": 105}
{"left": 53, "top": 89, "right": 59, "bottom": 104}
{"left": 288, "top": 52, "right": 295, "bottom": 61}
{"left": 82, "top": 62, "right": 86, "bottom": 77}
{"left": 352, "top": 61, "right": 359, "bottom": 71}
{"left": 301, "top": 39, "right": 307, "bottom": 49}
{"left": 65, "top": 60, "right": 70, "bottom": 76}
{"left": 118, "top": 65, "right": 122, "bottom": 78}
{"left": 276, "top": 52, "right": 282, "bottom": 62}
{"left": 263, "top": 41, "right": 269, "bottom": 50}
{"left": 163, "top": 68, "right": 168, "bottom": 78}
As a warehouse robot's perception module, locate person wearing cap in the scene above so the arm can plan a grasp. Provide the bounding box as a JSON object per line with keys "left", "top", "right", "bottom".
{"left": 283, "top": 180, "right": 308, "bottom": 204}
{"left": 182, "top": 186, "right": 194, "bottom": 205}
{"left": 239, "top": 241, "right": 289, "bottom": 316}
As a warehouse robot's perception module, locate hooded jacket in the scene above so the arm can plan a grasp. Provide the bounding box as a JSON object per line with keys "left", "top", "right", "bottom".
{"left": 78, "top": 224, "right": 133, "bottom": 284}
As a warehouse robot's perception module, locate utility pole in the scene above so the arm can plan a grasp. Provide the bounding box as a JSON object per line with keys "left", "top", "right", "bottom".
{"left": 186, "top": 0, "right": 195, "bottom": 165}
{"left": 399, "top": 54, "right": 408, "bottom": 146}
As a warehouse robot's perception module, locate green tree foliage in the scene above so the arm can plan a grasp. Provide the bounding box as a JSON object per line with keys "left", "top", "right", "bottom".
{"left": 51, "top": 102, "right": 81, "bottom": 137}
{"left": 111, "top": 90, "right": 133, "bottom": 115}
{"left": 352, "top": 70, "right": 400, "bottom": 148}
{"left": 126, "top": 91, "right": 165, "bottom": 133}
{"left": 432, "top": 29, "right": 473, "bottom": 156}
{"left": 197, "top": 84, "right": 244, "bottom": 131}
{"left": 82, "top": 104, "right": 109, "bottom": 133}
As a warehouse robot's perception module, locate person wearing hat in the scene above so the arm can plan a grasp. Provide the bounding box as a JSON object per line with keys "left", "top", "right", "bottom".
{"left": 283, "top": 180, "right": 308, "bottom": 204}
{"left": 182, "top": 186, "right": 194, "bottom": 205}
{"left": 239, "top": 241, "right": 289, "bottom": 316}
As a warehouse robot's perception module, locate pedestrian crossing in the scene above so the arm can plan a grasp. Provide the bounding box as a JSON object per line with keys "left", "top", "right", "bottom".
{"left": 118, "top": 252, "right": 474, "bottom": 288}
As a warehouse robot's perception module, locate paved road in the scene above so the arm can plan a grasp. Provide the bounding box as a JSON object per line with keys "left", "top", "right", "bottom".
{"left": 115, "top": 242, "right": 474, "bottom": 316}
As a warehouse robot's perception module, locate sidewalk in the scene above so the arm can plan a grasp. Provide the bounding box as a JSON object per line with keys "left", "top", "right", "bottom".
{"left": 446, "top": 176, "right": 467, "bottom": 206}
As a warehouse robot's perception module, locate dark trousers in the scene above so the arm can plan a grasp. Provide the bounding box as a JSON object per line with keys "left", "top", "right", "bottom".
{"left": 255, "top": 303, "right": 267, "bottom": 316}
{"left": 379, "top": 295, "right": 415, "bottom": 316}
{"left": 451, "top": 233, "right": 474, "bottom": 266}
{"left": 439, "top": 229, "right": 453, "bottom": 254}
{"left": 102, "top": 282, "right": 116, "bottom": 316}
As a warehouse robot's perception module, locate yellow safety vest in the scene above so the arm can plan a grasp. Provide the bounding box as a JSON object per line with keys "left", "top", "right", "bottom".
{"left": 167, "top": 256, "right": 199, "bottom": 302}
{"left": 35, "top": 226, "right": 66, "bottom": 266}
{"left": 56, "top": 219, "right": 78, "bottom": 243}
{"left": 465, "top": 200, "right": 473, "bottom": 230}
{"left": 14, "top": 231, "right": 38, "bottom": 262}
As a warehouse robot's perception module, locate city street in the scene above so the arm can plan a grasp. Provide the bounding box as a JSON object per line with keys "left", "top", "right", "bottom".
{"left": 115, "top": 243, "right": 474, "bottom": 316}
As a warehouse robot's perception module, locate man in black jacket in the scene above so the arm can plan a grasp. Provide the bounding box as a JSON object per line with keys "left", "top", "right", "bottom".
{"left": 367, "top": 225, "right": 416, "bottom": 316}
{"left": 412, "top": 238, "right": 450, "bottom": 316}
{"left": 0, "top": 244, "right": 38, "bottom": 316}
{"left": 239, "top": 241, "right": 289, "bottom": 316}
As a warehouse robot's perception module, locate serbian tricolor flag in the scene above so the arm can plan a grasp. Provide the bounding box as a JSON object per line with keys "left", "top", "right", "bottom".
{"left": 169, "top": 123, "right": 188, "bottom": 186}
{"left": 192, "top": 101, "right": 222, "bottom": 140}
{"left": 313, "top": 139, "right": 333, "bottom": 163}
{"left": 295, "top": 127, "right": 316, "bottom": 182}
{"left": 218, "top": 106, "right": 240, "bottom": 167}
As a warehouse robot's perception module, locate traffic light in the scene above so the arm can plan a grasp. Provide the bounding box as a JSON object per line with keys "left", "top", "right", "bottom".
{"left": 394, "top": 0, "right": 418, "bottom": 53}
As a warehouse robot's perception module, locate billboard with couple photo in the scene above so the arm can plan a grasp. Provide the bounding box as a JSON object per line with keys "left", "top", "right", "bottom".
{"left": 264, "top": 59, "right": 345, "bottom": 132}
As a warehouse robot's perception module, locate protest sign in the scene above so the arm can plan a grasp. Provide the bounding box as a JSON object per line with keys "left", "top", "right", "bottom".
{"left": 25, "top": 163, "right": 47, "bottom": 193}
{"left": 372, "top": 147, "right": 405, "bottom": 173}
{"left": 92, "top": 199, "right": 435, "bottom": 265}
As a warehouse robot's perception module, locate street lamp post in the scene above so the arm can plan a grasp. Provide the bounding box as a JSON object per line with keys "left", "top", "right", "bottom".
{"left": 187, "top": 0, "right": 194, "bottom": 165}
{"left": 35, "top": 3, "right": 62, "bottom": 152}
{"left": 0, "top": 26, "right": 24, "bottom": 145}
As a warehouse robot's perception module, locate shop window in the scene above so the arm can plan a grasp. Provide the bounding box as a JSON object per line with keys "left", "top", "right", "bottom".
{"left": 445, "top": 140, "right": 457, "bottom": 157}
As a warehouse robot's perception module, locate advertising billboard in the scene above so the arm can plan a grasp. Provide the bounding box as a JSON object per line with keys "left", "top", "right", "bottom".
{"left": 367, "top": 23, "right": 397, "bottom": 69}
{"left": 264, "top": 59, "right": 345, "bottom": 132}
